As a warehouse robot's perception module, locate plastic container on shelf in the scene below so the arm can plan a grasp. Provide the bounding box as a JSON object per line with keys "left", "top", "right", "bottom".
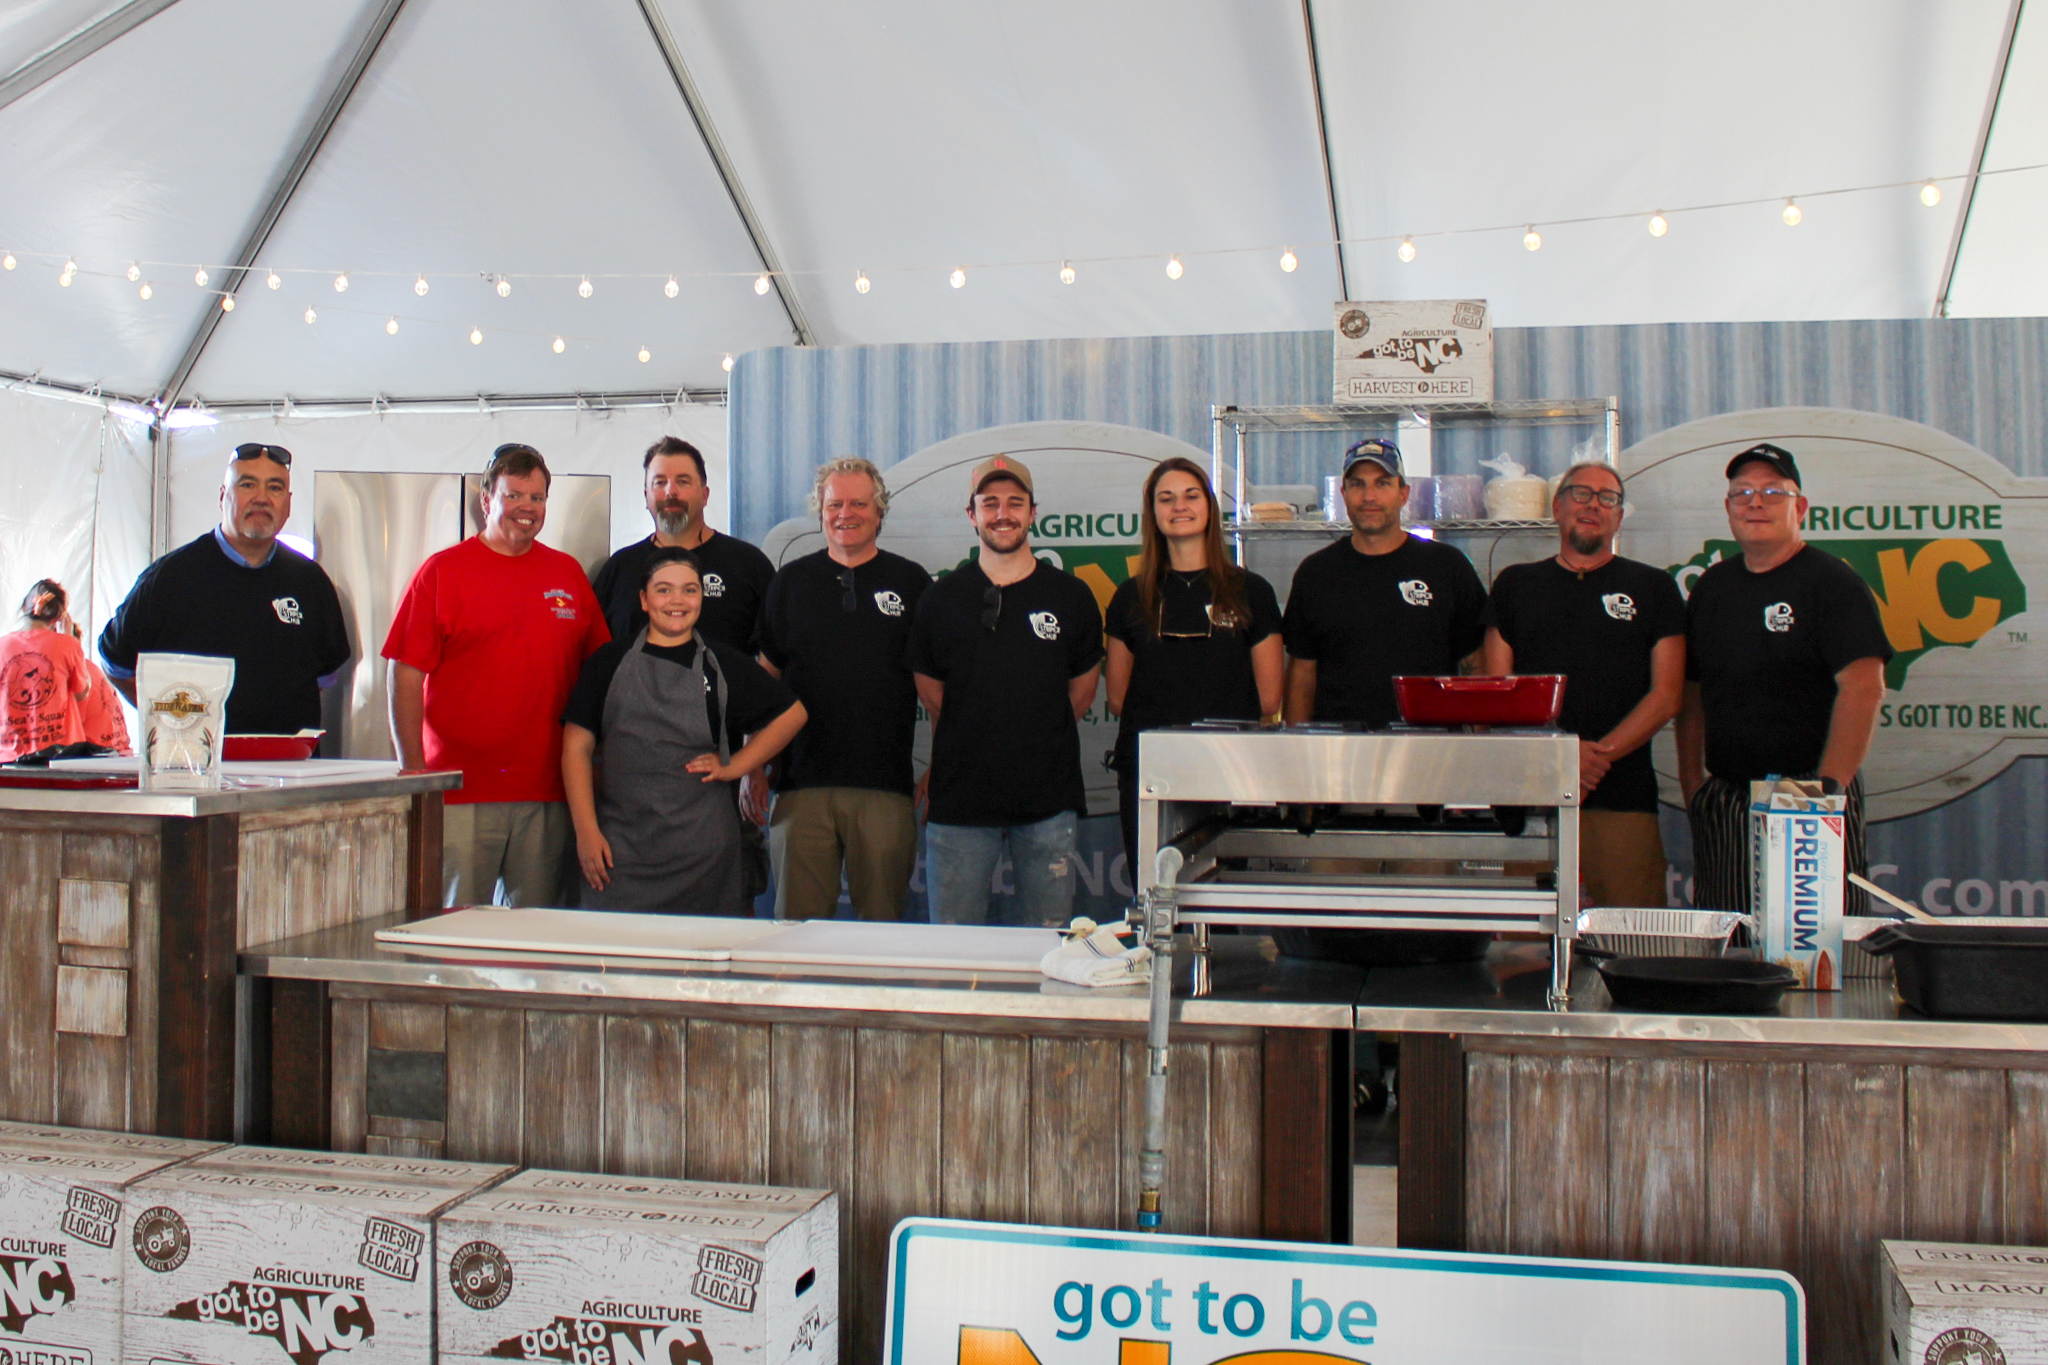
{"left": 1393, "top": 674, "right": 1566, "bottom": 727}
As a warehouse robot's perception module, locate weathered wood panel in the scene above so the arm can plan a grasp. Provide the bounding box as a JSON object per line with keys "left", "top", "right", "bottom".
{"left": 1905, "top": 1065, "right": 2008, "bottom": 1245}
{"left": 1705, "top": 1060, "right": 1805, "bottom": 1276}
{"left": 1804, "top": 1063, "right": 1904, "bottom": 1365}
{"left": 1463, "top": 1050, "right": 1512, "bottom": 1254}
{"left": 601, "top": 1016, "right": 686, "bottom": 1178}
{"left": 853, "top": 1029, "right": 941, "bottom": 1365}
{"left": 157, "top": 813, "right": 239, "bottom": 1139}
{"left": 55, "top": 965, "right": 127, "bottom": 1036}
{"left": 1608, "top": 1058, "right": 1706, "bottom": 1264}
{"left": 773, "top": 1023, "right": 855, "bottom": 1363}
{"left": 445, "top": 1006, "right": 524, "bottom": 1164}
{"left": 1397, "top": 1033, "right": 1465, "bottom": 1251}
{"left": 939, "top": 1033, "right": 1030, "bottom": 1225}
{"left": 370, "top": 1001, "right": 446, "bottom": 1054}
{"left": 270, "top": 979, "right": 330, "bottom": 1149}
{"left": 1261, "top": 1029, "right": 1334, "bottom": 1242}
{"left": 239, "top": 797, "right": 409, "bottom": 947}
{"left": 1029, "top": 1037, "right": 1122, "bottom": 1230}
{"left": 330, "top": 998, "right": 368, "bottom": 1153}
{"left": 684, "top": 1020, "right": 770, "bottom": 1184}
{"left": 1508, "top": 1054, "right": 1609, "bottom": 1259}
{"left": 127, "top": 832, "right": 160, "bottom": 1131}
{"left": 0, "top": 827, "right": 61, "bottom": 1121}
{"left": 406, "top": 792, "right": 444, "bottom": 917}
{"left": 524, "top": 1011, "right": 602, "bottom": 1169}
{"left": 56, "top": 1034, "right": 126, "bottom": 1130}
{"left": 1208, "top": 1041, "right": 1263, "bottom": 1239}
{"left": 57, "top": 878, "right": 129, "bottom": 947}
{"left": 2010, "top": 1070, "right": 2048, "bottom": 1246}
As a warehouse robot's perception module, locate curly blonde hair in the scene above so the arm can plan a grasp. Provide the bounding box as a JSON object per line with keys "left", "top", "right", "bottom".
{"left": 807, "top": 457, "right": 891, "bottom": 522}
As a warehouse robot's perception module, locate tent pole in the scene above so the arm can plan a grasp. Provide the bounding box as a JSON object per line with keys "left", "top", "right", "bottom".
{"left": 0, "top": 0, "right": 187, "bottom": 114}
{"left": 1300, "top": 0, "right": 1349, "bottom": 300}
{"left": 152, "top": 0, "right": 410, "bottom": 412}
{"left": 635, "top": 0, "right": 816, "bottom": 348}
{"left": 1933, "top": 0, "right": 2025, "bottom": 318}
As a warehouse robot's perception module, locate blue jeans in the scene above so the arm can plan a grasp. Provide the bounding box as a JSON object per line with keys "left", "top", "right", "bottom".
{"left": 925, "top": 813, "right": 1078, "bottom": 926}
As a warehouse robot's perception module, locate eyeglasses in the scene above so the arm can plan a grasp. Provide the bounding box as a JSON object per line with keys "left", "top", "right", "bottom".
{"left": 1726, "top": 487, "right": 1799, "bottom": 506}
{"left": 233, "top": 442, "right": 290, "bottom": 466}
{"left": 981, "top": 584, "right": 1002, "bottom": 632}
{"left": 838, "top": 566, "right": 857, "bottom": 614}
{"left": 1559, "top": 484, "right": 1622, "bottom": 508}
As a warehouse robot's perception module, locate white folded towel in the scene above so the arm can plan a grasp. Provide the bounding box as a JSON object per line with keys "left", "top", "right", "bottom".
{"left": 1040, "top": 918, "right": 1152, "bottom": 987}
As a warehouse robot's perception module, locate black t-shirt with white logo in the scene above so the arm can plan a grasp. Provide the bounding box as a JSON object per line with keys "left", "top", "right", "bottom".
{"left": 1685, "top": 545, "right": 1894, "bottom": 783}
{"left": 1484, "top": 556, "right": 1686, "bottom": 812}
{"left": 758, "top": 548, "right": 933, "bottom": 796}
{"left": 906, "top": 558, "right": 1105, "bottom": 826}
{"left": 1105, "top": 567, "right": 1283, "bottom": 761}
{"left": 1282, "top": 534, "right": 1488, "bottom": 727}
{"left": 98, "top": 531, "right": 351, "bottom": 735}
{"left": 592, "top": 530, "right": 774, "bottom": 654}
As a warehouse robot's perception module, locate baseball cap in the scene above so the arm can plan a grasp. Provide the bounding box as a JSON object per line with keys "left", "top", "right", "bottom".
{"left": 1342, "top": 438, "right": 1403, "bottom": 479}
{"left": 969, "top": 454, "right": 1035, "bottom": 499}
{"left": 1725, "top": 442, "right": 1801, "bottom": 486}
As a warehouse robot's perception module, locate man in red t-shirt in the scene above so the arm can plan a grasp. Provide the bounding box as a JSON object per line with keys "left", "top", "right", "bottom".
{"left": 384, "top": 444, "right": 609, "bottom": 906}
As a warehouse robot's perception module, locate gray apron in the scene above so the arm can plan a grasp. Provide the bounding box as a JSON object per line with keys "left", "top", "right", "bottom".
{"left": 582, "top": 630, "right": 744, "bottom": 915}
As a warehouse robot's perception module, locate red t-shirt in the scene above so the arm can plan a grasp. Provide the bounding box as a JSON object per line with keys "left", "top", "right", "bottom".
{"left": 0, "top": 628, "right": 89, "bottom": 760}
{"left": 382, "top": 537, "right": 608, "bottom": 804}
{"left": 76, "top": 660, "right": 132, "bottom": 755}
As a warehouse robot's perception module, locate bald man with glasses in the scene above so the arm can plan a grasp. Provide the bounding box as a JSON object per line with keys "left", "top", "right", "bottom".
{"left": 1676, "top": 443, "right": 1892, "bottom": 914}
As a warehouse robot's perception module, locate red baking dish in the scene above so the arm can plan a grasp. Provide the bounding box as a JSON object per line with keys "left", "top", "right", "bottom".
{"left": 223, "top": 732, "right": 324, "bottom": 761}
{"left": 1393, "top": 675, "right": 1566, "bottom": 727}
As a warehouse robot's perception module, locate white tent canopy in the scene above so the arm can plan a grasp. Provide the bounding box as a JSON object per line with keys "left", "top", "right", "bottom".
{"left": 0, "top": 0, "right": 2043, "bottom": 407}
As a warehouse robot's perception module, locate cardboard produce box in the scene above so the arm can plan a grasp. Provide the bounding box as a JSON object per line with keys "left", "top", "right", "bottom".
{"left": 121, "top": 1144, "right": 513, "bottom": 1365}
{"left": 0, "top": 1122, "right": 221, "bottom": 1365}
{"left": 436, "top": 1169, "right": 839, "bottom": 1365}
{"left": 1750, "top": 778, "right": 1846, "bottom": 989}
{"left": 1883, "top": 1239, "right": 2048, "bottom": 1365}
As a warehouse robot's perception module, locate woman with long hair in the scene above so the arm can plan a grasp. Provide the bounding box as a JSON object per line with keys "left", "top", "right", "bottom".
{"left": 1104, "top": 457, "right": 1285, "bottom": 870}
{"left": 0, "top": 579, "right": 94, "bottom": 761}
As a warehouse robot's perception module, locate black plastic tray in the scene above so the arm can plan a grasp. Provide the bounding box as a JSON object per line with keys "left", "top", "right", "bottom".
{"left": 1859, "top": 922, "right": 2048, "bottom": 1020}
{"left": 1593, "top": 956, "right": 1798, "bottom": 1014}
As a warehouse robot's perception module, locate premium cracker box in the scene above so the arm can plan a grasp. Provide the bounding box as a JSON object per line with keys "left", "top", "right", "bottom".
{"left": 435, "top": 1169, "right": 839, "bottom": 1365}
{"left": 0, "top": 1122, "right": 221, "bottom": 1365}
{"left": 1883, "top": 1240, "right": 2048, "bottom": 1365}
{"left": 120, "top": 1144, "right": 513, "bottom": 1365}
{"left": 1749, "top": 777, "right": 1847, "bottom": 989}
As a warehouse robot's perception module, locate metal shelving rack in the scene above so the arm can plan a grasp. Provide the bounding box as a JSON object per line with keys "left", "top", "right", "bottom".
{"left": 1210, "top": 397, "right": 1621, "bottom": 558}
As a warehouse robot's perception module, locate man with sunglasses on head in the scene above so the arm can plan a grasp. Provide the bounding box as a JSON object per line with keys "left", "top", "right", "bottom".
{"left": 1481, "top": 463, "right": 1686, "bottom": 907}
{"left": 907, "top": 456, "right": 1103, "bottom": 926}
{"left": 1677, "top": 443, "right": 1891, "bottom": 913}
{"left": 754, "top": 458, "right": 932, "bottom": 920}
{"left": 100, "top": 442, "right": 350, "bottom": 735}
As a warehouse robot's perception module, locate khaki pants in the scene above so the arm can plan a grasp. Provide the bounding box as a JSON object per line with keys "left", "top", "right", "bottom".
{"left": 1579, "top": 808, "right": 1669, "bottom": 908}
{"left": 443, "top": 800, "right": 572, "bottom": 908}
{"left": 769, "top": 787, "right": 917, "bottom": 921}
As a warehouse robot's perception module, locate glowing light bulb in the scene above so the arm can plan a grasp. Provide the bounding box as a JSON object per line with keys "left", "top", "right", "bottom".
{"left": 126, "top": 262, "right": 140, "bottom": 282}
{"left": 664, "top": 275, "right": 679, "bottom": 298}
{"left": 1397, "top": 237, "right": 1416, "bottom": 263}
{"left": 1523, "top": 227, "right": 1542, "bottom": 252}
{"left": 219, "top": 295, "right": 234, "bottom": 312}
{"left": 1059, "top": 261, "right": 1075, "bottom": 284}
{"left": 58, "top": 259, "right": 75, "bottom": 286}
{"left": 1920, "top": 181, "right": 1942, "bottom": 207}
{"left": 1782, "top": 198, "right": 1802, "bottom": 226}
{"left": 1165, "top": 255, "right": 1183, "bottom": 280}
{"left": 194, "top": 268, "right": 209, "bottom": 287}
{"left": 303, "top": 306, "right": 317, "bottom": 324}
{"left": 638, "top": 346, "right": 651, "bottom": 363}
{"left": 333, "top": 272, "right": 349, "bottom": 292}
{"left": 470, "top": 326, "right": 483, "bottom": 345}
{"left": 578, "top": 276, "right": 593, "bottom": 298}
{"left": 1, "top": 253, "right": 15, "bottom": 271}
{"left": 266, "top": 270, "right": 281, "bottom": 289}
{"left": 1648, "top": 212, "right": 1669, "bottom": 238}
{"left": 753, "top": 273, "right": 770, "bottom": 296}
{"left": 949, "top": 267, "right": 966, "bottom": 289}
{"left": 414, "top": 274, "right": 429, "bottom": 296}
{"left": 496, "top": 275, "right": 511, "bottom": 298}
{"left": 1280, "top": 248, "right": 1298, "bottom": 273}
{"left": 721, "top": 353, "right": 735, "bottom": 372}
{"left": 385, "top": 316, "right": 399, "bottom": 335}
{"left": 138, "top": 281, "right": 152, "bottom": 300}
{"left": 854, "top": 271, "right": 870, "bottom": 294}
{"left": 552, "top": 336, "right": 565, "bottom": 353}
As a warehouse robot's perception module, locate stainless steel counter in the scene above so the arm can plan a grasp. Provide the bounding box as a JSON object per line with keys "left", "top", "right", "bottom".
{"left": 0, "top": 767, "right": 460, "bottom": 817}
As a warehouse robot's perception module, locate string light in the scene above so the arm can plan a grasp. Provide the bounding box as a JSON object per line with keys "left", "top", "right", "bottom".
{"left": 949, "top": 267, "right": 966, "bottom": 289}
{"left": 413, "top": 274, "right": 429, "bottom": 296}
{"left": 469, "top": 326, "right": 482, "bottom": 345}
{"left": 1280, "top": 248, "right": 1298, "bottom": 273}
{"left": 303, "top": 306, "right": 317, "bottom": 324}
{"left": 194, "top": 268, "right": 209, "bottom": 286}
{"left": 333, "top": 272, "right": 349, "bottom": 292}
{"left": 1059, "top": 261, "right": 1075, "bottom": 284}
{"left": 664, "top": 275, "right": 678, "bottom": 298}
{"left": 1522, "top": 226, "right": 1542, "bottom": 251}
{"left": 126, "top": 262, "right": 140, "bottom": 282}
{"left": 1648, "top": 211, "right": 1669, "bottom": 237}
{"left": 219, "top": 295, "right": 234, "bottom": 312}
{"left": 138, "top": 281, "right": 152, "bottom": 299}
{"left": 1920, "top": 181, "right": 1942, "bottom": 207}
{"left": 1, "top": 252, "right": 14, "bottom": 270}
{"left": 753, "top": 273, "right": 771, "bottom": 296}
{"left": 638, "top": 346, "right": 650, "bottom": 363}
{"left": 578, "top": 276, "right": 593, "bottom": 298}
{"left": 58, "top": 259, "right": 76, "bottom": 286}
{"left": 266, "top": 269, "right": 281, "bottom": 289}
{"left": 496, "top": 275, "right": 512, "bottom": 298}
{"left": 1782, "top": 198, "right": 1803, "bottom": 226}
{"left": 385, "top": 316, "right": 399, "bottom": 334}
{"left": 552, "top": 336, "right": 565, "bottom": 353}
{"left": 1397, "top": 237, "right": 1416, "bottom": 263}
{"left": 1165, "top": 255, "right": 1184, "bottom": 279}
{"left": 854, "top": 271, "right": 870, "bottom": 294}
{"left": 721, "top": 353, "right": 735, "bottom": 372}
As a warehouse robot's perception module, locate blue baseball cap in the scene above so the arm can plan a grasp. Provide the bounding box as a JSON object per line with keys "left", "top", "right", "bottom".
{"left": 1342, "top": 438, "right": 1403, "bottom": 478}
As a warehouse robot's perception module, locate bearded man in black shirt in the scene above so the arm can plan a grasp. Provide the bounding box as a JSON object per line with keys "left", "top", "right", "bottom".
{"left": 1676, "top": 443, "right": 1893, "bottom": 913}
{"left": 1483, "top": 462, "right": 1685, "bottom": 907}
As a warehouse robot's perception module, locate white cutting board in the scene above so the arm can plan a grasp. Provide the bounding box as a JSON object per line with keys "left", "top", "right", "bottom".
{"left": 731, "top": 920, "right": 1059, "bottom": 973}
{"left": 375, "top": 908, "right": 793, "bottom": 961}
{"left": 50, "top": 756, "right": 403, "bottom": 779}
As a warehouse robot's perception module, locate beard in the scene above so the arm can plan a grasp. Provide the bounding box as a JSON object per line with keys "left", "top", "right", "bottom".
{"left": 654, "top": 503, "right": 696, "bottom": 538}
{"left": 977, "top": 521, "right": 1027, "bottom": 555}
{"left": 1566, "top": 526, "right": 1606, "bottom": 556}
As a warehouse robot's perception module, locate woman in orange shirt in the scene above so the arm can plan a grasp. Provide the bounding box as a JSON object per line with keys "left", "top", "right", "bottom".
{"left": 0, "top": 580, "right": 92, "bottom": 761}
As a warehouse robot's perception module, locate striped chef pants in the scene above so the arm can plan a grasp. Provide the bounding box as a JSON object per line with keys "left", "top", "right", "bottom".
{"left": 1686, "top": 773, "right": 1870, "bottom": 914}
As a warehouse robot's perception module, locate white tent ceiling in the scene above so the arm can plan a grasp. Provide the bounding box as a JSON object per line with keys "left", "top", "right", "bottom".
{"left": 0, "top": 0, "right": 2040, "bottom": 407}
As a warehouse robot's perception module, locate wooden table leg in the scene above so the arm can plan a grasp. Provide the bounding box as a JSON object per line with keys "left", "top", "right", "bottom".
{"left": 1397, "top": 1032, "right": 1466, "bottom": 1250}
{"left": 1262, "top": 1028, "right": 1352, "bottom": 1242}
{"left": 156, "top": 813, "right": 239, "bottom": 1140}
{"left": 406, "top": 791, "right": 443, "bottom": 919}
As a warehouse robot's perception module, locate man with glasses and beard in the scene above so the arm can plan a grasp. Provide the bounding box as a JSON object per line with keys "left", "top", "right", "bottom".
{"left": 1677, "top": 443, "right": 1890, "bottom": 914}
{"left": 1482, "top": 462, "right": 1686, "bottom": 907}
{"left": 592, "top": 436, "right": 773, "bottom": 653}
{"left": 754, "top": 457, "right": 932, "bottom": 920}
{"left": 908, "top": 456, "right": 1103, "bottom": 926}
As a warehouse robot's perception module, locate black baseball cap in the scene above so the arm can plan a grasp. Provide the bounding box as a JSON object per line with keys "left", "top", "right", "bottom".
{"left": 1725, "top": 442, "right": 1800, "bottom": 486}
{"left": 1343, "top": 438, "right": 1403, "bottom": 478}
